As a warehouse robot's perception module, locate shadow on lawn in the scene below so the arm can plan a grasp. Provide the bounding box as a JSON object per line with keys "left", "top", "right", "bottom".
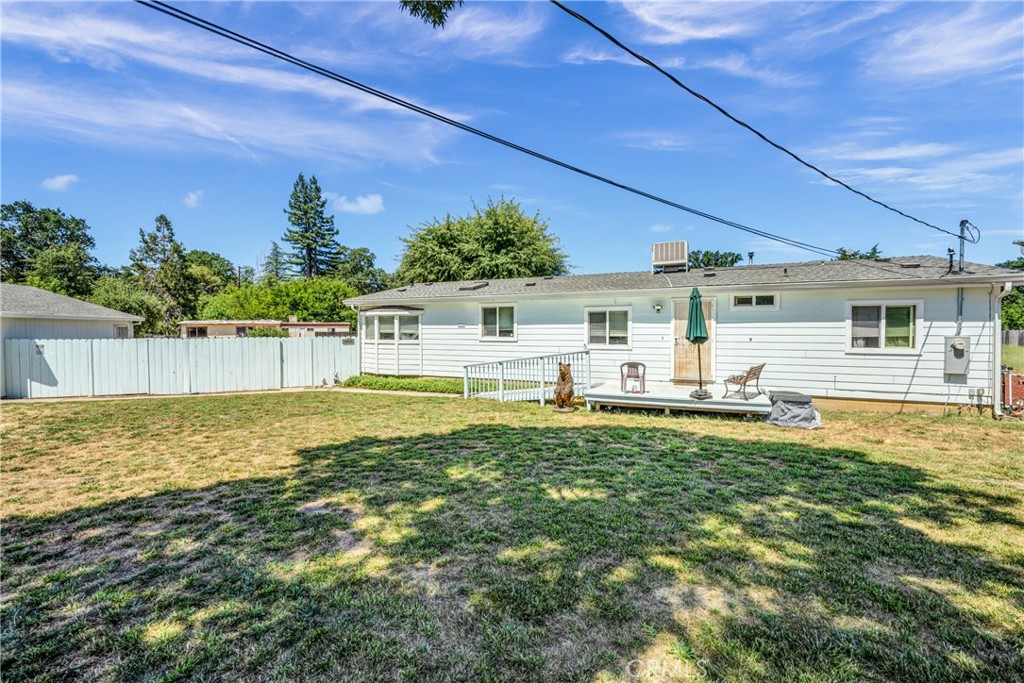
{"left": 3, "top": 425, "right": 1022, "bottom": 682}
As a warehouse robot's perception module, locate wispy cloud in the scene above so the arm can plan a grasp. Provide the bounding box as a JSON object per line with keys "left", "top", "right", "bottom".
{"left": 2, "top": 80, "right": 453, "bottom": 166}
{"left": 695, "top": 53, "right": 813, "bottom": 88}
{"left": 813, "top": 141, "right": 960, "bottom": 162}
{"left": 432, "top": 5, "right": 546, "bottom": 58}
{"left": 863, "top": 3, "right": 1023, "bottom": 83}
{"left": 40, "top": 173, "right": 79, "bottom": 191}
{"left": 182, "top": 190, "right": 204, "bottom": 209}
{"left": 648, "top": 223, "right": 672, "bottom": 233}
{"left": 835, "top": 148, "right": 1023, "bottom": 196}
{"left": 622, "top": 3, "right": 766, "bottom": 44}
{"left": 612, "top": 131, "right": 692, "bottom": 152}
{"left": 332, "top": 193, "right": 385, "bottom": 215}
{"left": 0, "top": 5, "right": 471, "bottom": 119}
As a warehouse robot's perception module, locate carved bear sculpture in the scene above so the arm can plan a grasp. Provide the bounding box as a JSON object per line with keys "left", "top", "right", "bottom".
{"left": 554, "top": 362, "right": 575, "bottom": 410}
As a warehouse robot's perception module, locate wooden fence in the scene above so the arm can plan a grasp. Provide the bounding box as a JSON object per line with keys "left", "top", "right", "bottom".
{"left": 2, "top": 337, "right": 358, "bottom": 399}
{"left": 1003, "top": 330, "right": 1024, "bottom": 346}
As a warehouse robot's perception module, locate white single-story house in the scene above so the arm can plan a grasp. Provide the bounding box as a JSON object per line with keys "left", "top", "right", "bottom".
{"left": 178, "top": 319, "right": 352, "bottom": 338}
{"left": 344, "top": 253, "right": 1023, "bottom": 414}
{"left": 0, "top": 283, "right": 143, "bottom": 341}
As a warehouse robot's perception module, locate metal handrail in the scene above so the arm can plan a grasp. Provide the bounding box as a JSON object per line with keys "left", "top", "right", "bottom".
{"left": 463, "top": 350, "right": 591, "bottom": 404}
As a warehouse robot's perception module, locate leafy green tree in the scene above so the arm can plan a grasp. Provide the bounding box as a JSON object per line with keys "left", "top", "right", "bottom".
{"left": 399, "top": 0, "right": 462, "bottom": 28}
{"left": 997, "top": 257, "right": 1024, "bottom": 330}
{"left": 185, "top": 250, "right": 235, "bottom": 287}
{"left": 23, "top": 243, "right": 96, "bottom": 298}
{"left": 335, "top": 246, "right": 391, "bottom": 294}
{"left": 261, "top": 241, "right": 289, "bottom": 283}
{"left": 129, "top": 214, "right": 198, "bottom": 330}
{"left": 396, "top": 197, "right": 569, "bottom": 283}
{"left": 835, "top": 244, "right": 882, "bottom": 260}
{"left": 89, "top": 275, "right": 167, "bottom": 335}
{"left": 247, "top": 327, "right": 290, "bottom": 338}
{"left": 687, "top": 250, "right": 743, "bottom": 268}
{"left": 1, "top": 201, "right": 96, "bottom": 284}
{"left": 198, "top": 278, "right": 358, "bottom": 326}
{"left": 283, "top": 173, "right": 341, "bottom": 278}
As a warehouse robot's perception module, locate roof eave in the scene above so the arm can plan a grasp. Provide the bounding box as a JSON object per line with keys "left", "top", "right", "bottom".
{"left": 344, "top": 274, "right": 1014, "bottom": 307}
{"left": 0, "top": 311, "right": 144, "bottom": 323}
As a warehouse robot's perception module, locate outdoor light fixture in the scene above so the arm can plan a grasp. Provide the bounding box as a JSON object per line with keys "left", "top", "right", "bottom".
{"left": 653, "top": 303, "right": 663, "bottom": 313}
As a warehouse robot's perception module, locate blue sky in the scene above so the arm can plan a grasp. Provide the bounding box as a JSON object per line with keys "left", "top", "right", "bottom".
{"left": 2, "top": 1, "right": 1022, "bottom": 275}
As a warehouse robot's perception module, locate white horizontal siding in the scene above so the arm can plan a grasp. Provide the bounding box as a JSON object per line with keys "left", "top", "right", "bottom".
{"left": 0, "top": 317, "right": 132, "bottom": 340}
{"left": 359, "top": 284, "right": 1000, "bottom": 406}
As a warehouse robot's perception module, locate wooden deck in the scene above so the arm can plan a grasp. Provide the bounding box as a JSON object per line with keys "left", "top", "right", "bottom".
{"left": 585, "top": 381, "right": 772, "bottom": 415}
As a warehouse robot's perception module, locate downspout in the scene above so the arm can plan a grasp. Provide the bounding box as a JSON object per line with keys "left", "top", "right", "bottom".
{"left": 993, "top": 282, "right": 1013, "bottom": 418}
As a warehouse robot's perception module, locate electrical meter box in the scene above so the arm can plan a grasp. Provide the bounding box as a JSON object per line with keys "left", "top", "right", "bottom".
{"left": 944, "top": 336, "right": 970, "bottom": 375}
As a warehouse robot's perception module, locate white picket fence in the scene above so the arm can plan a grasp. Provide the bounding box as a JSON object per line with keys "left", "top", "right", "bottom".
{"left": 2, "top": 337, "right": 358, "bottom": 399}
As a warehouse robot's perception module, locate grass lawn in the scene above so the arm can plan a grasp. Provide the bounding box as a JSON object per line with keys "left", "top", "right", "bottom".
{"left": 1003, "top": 344, "right": 1024, "bottom": 372}
{"left": 2, "top": 392, "right": 1023, "bottom": 682}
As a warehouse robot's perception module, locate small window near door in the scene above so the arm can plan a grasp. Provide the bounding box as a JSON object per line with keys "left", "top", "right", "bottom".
{"left": 731, "top": 293, "right": 778, "bottom": 310}
{"left": 114, "top": 324, "right": 130, "bottom": 339}
{"left": 586, "top": 308, "right": 630, "bottom": 346}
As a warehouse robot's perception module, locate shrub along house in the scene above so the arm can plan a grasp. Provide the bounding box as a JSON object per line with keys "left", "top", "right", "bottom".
{"left": 344, "top": 246, "right": 1023, "bottom": 414}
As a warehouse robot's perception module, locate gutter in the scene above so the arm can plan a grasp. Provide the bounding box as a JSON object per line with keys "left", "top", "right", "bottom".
{"left": 993, "top": 282, "right": 1015, "bottom": 418}
{"left": 343, "top": 277, "right": 1011, "bottom": 308}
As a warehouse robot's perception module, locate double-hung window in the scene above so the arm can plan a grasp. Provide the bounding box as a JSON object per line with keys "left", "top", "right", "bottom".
{"left": 363, "top": 312, "right": 421, "bottom": 342}
{"left": 847, "top": 301, "right": 921, "bottom": 352}
{"left": 586, "top": 308, "right": 630, "bottom": 347}
{"left": 481, "top": 305, "right": 516, "bottom": 340}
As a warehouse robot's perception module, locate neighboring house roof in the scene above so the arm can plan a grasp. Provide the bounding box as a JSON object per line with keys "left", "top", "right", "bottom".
{"left": 280, "top": 321, "right": 351, "bottom": 327}
{"left": 0, "top": 283, "right": 144, "bottom": 322}
{"left": 177, "top": 320, "right": 282, "bottom": 327}
{"left": 345, "top": 256, "right": 1024, "bottom": 306}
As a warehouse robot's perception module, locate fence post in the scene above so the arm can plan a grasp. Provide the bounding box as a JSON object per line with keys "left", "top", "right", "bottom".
{"left": 463, "top": 366, "right": 469, "bottom": 399}
{"left": 539, "top": 357, "right": 546, "bottom": 406}
{"left": 499, "top": 362, "right": 505, "bottom": 403}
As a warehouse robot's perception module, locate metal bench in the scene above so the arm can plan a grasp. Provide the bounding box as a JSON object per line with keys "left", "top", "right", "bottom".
{"left": 722, "top": 363, "right": 766, "bottom": 400}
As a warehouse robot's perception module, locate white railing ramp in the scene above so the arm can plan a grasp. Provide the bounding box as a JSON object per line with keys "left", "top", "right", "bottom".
{"left": 463, "top": 350, "right": 590, "bottom": 404}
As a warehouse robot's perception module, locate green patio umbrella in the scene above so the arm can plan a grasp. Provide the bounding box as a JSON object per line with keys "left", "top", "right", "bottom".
{"left": 686, "top": 288, "right": 712, "bottom": 400}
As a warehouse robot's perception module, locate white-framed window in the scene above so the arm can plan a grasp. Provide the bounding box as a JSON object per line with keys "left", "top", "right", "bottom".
{"left": 114, "top": 324, "right": 130, "bottom": 339}
{"left": 730, "top": 292, "right": 779, "bottom": 310}
{"left": 585, "top": 307, "right": 631, "bottom": 348}
{"left": 480, "top": 304, "right": 516, "bottom": 341}
{"left": 399, "top": 315, "right": 420, "bottom": 341}
{"left": 363, "top": 310, "right": 423, "bottom": 343}
{"left": 846, "top": 300, "right": 923, "bottom": 353}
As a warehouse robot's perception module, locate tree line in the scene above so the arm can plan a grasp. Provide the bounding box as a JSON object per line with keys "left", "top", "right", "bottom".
{"left": 0, "top": 173, "right": 570, "bottom": 334}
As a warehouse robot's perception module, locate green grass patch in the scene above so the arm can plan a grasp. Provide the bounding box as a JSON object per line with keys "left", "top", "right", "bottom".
{"left": 2, "top": 393, "right": 1022, "bottom": 682}
{"left": 1003, "top": 344, "right": 1024, "bottom": 371}
{"left": 341, "top": 374, "right": 464, "bottom": 394}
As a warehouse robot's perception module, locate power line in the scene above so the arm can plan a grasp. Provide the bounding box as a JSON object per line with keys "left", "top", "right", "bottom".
{"left": 549, "top": 0, "right": 971, "bottom": 243}
{"left": 134, "top": 0, "right": 838, "bottom": 258}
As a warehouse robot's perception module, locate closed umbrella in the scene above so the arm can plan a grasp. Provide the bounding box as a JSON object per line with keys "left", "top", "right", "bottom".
{"left": 686, "top": 287, "right": 711, "bottom": 400}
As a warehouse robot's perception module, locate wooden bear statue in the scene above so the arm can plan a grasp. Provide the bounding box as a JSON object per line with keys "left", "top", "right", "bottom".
{"left": 554, "top": 362, "right": 575, "bottom": 410}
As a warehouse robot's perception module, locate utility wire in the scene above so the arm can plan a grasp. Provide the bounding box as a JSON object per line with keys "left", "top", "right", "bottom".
{"left": 549, "top": 0, "right": 973, "bottom": 243}
{"left": 135, "top": 0, "right": 838, "bottom": 258}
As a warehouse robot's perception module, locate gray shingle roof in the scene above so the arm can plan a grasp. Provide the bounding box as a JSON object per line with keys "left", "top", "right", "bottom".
{"left": 0, "top": 283, "right": 144, "bottom": 321}
{"left": 346, "top": 256, "right": 1023, "bottom": 306}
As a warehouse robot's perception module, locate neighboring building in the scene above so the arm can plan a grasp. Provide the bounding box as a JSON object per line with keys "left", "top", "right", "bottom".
{"left": 281, "top": 321, "right": 352, "bottom": 338}
{"left": 344, "top": 253, "right": 1023, "bottom": 413}
{"left": 178, "top": 320, "right": 282, "bottom": 338}
{"left": 177, "top": 319, "right": 352, "bottom": 338}
{"left": 0, "top": 283, "right": 143, "bottom": 341}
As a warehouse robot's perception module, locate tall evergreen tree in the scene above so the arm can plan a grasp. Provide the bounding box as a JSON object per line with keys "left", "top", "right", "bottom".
{"left": 282, "top": 173, "right": 340, "bottom": 278}
{"left": 261, "top": 241, "right": 289, "bottom": 283}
